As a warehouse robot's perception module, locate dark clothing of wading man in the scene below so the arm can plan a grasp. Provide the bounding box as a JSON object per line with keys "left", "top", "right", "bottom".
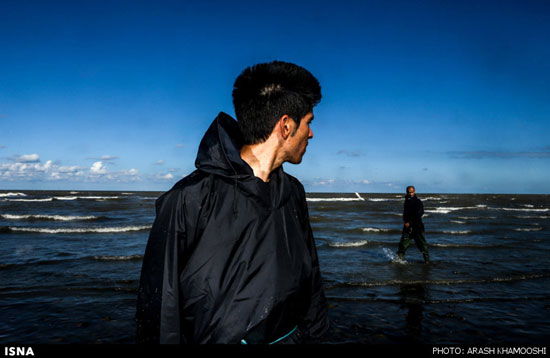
{"left": 397, "top": 194, "right": 429, "bottom": 263}
{"left": 135, "top": 113, "right": 329, "bottom": 344}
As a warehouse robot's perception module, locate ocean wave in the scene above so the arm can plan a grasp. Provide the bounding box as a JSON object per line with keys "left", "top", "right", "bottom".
{"left": 425, "top": 206, "right": 479, "bottom": 214}
{"left": 326, "top": 273, "right": 550, "bottom": 289}
{"left": 53, "top": 195, "right": 120, "bottom": 201}
{"left": 92, "top": 254, "right": 143, "bottom": 261}
{"left": 361, "top": 227, "right": 393, "bottom": 233}
{"left": 307, "top": 198, "right": 361, "bottom": 202}
{"left": 514, "top": 215, "right": 550, "bottom": 219}
{"left": 457, "top": 216, "right": 497, "bottom": 220}
{"left": 514, "top": 227, "right": 543, "bottom": 232}
{"left": 78, "top": 196, "right": 120, "bottom": 200}
{"left": 328, "top": 240, "right": 369, "bottom": 248}
{"left": 497, "top": 207, "right": 549, "bottom": 212}
{"left": 0, "top": 192, "right": 27, "bottom": 198}
{"left": 307, "top": 193, "right": 365, "bottom": 202}
{"left": 422, "top": 197, "right": 445, "bottom": 201}
{"left": 1, "top": 214, "right": 102, "bottom": 221}
{"left": 3, "top": 225, "right": 151, "bottom": 234}
{"left": 430, "top": 243, "right": 500, "bottom": 249}
{"left": 441, "top": 230, "right": 472, "bottom": 235}
{"left": 5, "top": 195, "right": 121, "bottom": 202}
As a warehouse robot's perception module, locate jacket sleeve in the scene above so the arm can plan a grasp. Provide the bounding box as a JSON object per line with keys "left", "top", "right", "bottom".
{"left": 136, "top": 189, "right": 187, "bottom": 344}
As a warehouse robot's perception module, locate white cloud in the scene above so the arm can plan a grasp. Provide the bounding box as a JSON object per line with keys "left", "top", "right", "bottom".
{"left": 15, "top": 153, "right": 40, "bottom": 163}
{"left": 313, "top": 179, "right": 335, "bottom": 186}
{"left": 156, "top": 173, "right": 174, "bottom": 180}
{"left": 100, "top": 155, "right": 118, "bottom": 162}
{"left": 86, "top": 155, "right": 119, "bottom": 162}
{"left": 126, "top": 168, "right": 139, "bottom": 176}
{"left": 90, "top": 161, "right": 107, "bottom": 175}
{"left": 0, "top": 158, "right": 73, "bottom": 180}
{"left": 0, "top": 152, "right": 179, "bottom": 186}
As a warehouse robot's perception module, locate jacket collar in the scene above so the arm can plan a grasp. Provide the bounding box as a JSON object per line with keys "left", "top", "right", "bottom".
{"left": 195, "top": 112, "right": 292, "bottom": 208}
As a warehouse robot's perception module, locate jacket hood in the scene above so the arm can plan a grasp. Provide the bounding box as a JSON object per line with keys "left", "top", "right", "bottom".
{"left": 194, "top": 112, "right": 291, "bottom": 208}
{"left": 195, "top": 112, "right": 252, "bottom": 179}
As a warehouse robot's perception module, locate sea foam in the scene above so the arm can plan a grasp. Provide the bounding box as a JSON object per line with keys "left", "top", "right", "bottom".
{"left": 0, "top": 192, "right": 27, "bottom": 198}
{"left": 8, "top": 225, "right": 151, "bottom": 234}
{"left": 1, "top": 214, "right": 99, "bottom": 221}
{"left": 307, "top": 192, "right": 365, "bottom": 202}
{"left": 328, "top": 240, "right": 369, "bottom": 247}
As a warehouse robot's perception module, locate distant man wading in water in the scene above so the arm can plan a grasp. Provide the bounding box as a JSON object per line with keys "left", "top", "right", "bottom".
{"left": 397, "top": 186, "right": 429, "bottom": 264}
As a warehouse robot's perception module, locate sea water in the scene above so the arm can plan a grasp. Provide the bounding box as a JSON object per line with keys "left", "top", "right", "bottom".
{"left": 1, "top": 191, "right": 549, "bottom": 344}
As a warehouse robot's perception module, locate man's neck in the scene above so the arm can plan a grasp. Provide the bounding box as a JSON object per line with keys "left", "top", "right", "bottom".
{"left": 240, "top": 138, "right": 284, "bottom": 182}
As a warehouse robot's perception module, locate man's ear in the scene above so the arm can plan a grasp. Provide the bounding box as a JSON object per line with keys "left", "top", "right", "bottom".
{"left": 278, "top": 115, "right": 294, "bottom": 139}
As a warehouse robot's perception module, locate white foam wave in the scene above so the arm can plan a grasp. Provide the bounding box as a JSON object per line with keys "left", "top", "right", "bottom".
{"left": 93, "top": 254, "right": 142, "bottom": 261}
{"left": 450, "top": 220, "right": 466, "bottom": 224}
{"left": 1, "top": 214, "right": 99, "bottom": 221}
{"left": 515, "top": 215, "right": 550, "bottom": 219}
{"left": 425, "top": 206, "right": 479, "bottom": 214}
{"left": 361, "top": 227, "right": 392, "bottom": 233}
{"left": 78, "top": 196, "right": 120, "bottom": 200}
{"left": 514, "top": 227, "right": 543, "bottom": 232}
{"left": 498, "top": 207, "right": 549, "bottom": 212}
{"left": 328, "top": 240, "right": 369, "bottom": 247}
{"left": 0, "top": 192, "right": 27, "bottom": 198}
{"left": 425, "top": 207, "right": 463, "bottom": 214}
{"left": 422, "top": 196, "right": 445, "bottom": 201}
{"left": 458, "top": 216, "right": 497, "bottom": 220}
{"left": 9, "top": 225, "right": 150, "bottom": 234}
{"left": 307, "top": 193, "right": 364, "bottom": 202}
{"left": 442, "top": 230, "right": 472, "bottom": 235}
{"left": 6, "top": 195, "right": 121, "bottom": 202}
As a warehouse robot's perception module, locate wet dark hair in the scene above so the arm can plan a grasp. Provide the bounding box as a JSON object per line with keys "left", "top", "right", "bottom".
{"left": 232, "top": 60, "right": 322, "bottom": 145}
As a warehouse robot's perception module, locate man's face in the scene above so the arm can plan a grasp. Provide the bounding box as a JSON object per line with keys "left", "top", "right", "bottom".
{"left": 286, "top": 112, "right": 314, "bottom": 164}
{"left": 407, "top": 188, "right": 415, "bottom": 197}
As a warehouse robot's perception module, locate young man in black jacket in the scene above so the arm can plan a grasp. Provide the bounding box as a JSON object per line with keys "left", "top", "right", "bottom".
{"left": 397, "top": 186, "right": 430, "bottom": 264}
{"left": 136, "top": 61, "right": 329, "bottom": 344}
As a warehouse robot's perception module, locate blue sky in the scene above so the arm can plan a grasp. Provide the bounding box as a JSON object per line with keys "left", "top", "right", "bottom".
{"left": 1, "top": 0, "right": 549, "bottom": 193}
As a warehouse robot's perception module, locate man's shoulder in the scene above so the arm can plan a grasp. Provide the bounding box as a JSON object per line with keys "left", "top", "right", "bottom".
{"left": 283, "top": 171, "right": 306, "bottom": 193}
{"left": 157, "top": 170, "right": 211, "bottom": 204}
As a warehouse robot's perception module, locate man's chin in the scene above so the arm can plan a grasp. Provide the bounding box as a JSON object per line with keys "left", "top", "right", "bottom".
{"left": 288, "top": 156, "right": 304, "bottom": 165}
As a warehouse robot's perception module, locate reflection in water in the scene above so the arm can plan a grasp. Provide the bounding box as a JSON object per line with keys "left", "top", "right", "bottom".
{"left": 400, "top": 284, "right": 425, "bottom": 340}
{"left": 397, "top": 265, "right": 430, "bottom": 342}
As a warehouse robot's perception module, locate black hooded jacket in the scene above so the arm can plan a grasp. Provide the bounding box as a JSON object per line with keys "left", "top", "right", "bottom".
{"left": 136, "top": 112, "right": 329, "bottom": 344}
{"left": 403, "top": 195, "right": 424, "bottom": 232}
